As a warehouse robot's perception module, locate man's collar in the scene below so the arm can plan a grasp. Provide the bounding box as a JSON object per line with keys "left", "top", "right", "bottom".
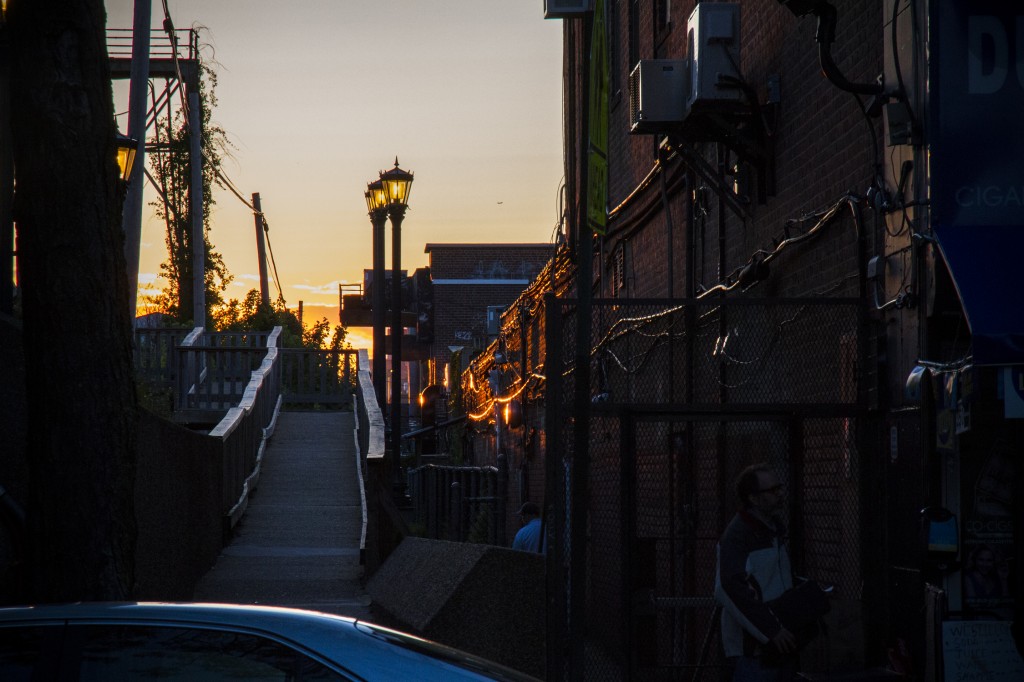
{"left": 739, "top": 507, "right": 780, "bottom": 533}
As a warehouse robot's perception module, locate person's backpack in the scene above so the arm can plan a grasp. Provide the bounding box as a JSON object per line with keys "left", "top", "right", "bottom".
{"left": 760, "top": 579, "right": 831, "bottom": 662}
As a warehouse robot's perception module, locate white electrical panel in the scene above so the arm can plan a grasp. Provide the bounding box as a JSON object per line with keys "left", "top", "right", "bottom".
{"left": 544, "top": 0, "right": 591, "bottom": 19}
{"left": 686, "top": 3, "right": 742, "bottom": 112}
{"left": 629, "top": 60, "right": 689, "bottom": 134}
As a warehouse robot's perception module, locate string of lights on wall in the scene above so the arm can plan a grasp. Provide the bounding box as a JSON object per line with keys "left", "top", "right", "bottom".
{"left": 462, "top": 187, "right": 873, "bottom": 422}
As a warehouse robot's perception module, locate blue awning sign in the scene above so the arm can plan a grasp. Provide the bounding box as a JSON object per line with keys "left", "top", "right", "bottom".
{"left": 930, "top": 2, "right": 1024, "bottom": 366}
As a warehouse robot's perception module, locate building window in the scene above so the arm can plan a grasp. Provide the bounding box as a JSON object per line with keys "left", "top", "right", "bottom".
{"left": 612, "top": 243, "right": 625, "bottom": 297}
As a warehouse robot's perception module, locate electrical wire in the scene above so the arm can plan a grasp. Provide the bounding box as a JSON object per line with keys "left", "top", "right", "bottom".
{"left": 464, "top": 174, "right": 869, "bottom": 412}
{"left": 851, "top": 92, "right": 883, "bottom": 190}
{"left": 882, "top": 147, "right": 910, "bottom": 238}
{"left": 608, "top": 161, "right": 663, "bottom": 220}
{"left": 890, "top": 0, "right": 920, "bottom": 134}
{"left": 159, "top": 3, "right": 260, "bottom": 216}
{"left": 466, "top": 373, "right": 545, "bottom": 422}
{"left": 262, "top": 218, "right": 285, "bottom": 303}
{"left": 149, "top": 3, "right": 285, "bottom": 307}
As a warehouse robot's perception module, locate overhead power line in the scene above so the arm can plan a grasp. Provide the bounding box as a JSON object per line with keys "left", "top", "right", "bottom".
{"left": 151, "top": 2, "right": 284, "bottom": 304}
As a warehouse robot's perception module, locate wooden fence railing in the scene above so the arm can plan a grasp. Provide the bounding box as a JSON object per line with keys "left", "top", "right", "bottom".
{"left": 175, "top": 330, "right": 275, "bottom": 415}
{"left": 280, "top": 348, "right": 358, "bottom": 408}
{"left": 354, "top": 350, "right": 411, "bottom": 575}
{"left": 133, "top": 327, "right": 357, "bottom": 534}
{"left": 135, "top": 329, "right": 356, "bottom": 413}
{"left": 133, "top": 327, "right": 191, "bottom": 390}
{"left": 208, "top": 327, "right": 283, "bottom": 534}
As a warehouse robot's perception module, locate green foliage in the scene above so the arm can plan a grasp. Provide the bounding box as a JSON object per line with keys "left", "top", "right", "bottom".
{"left": 303, "top": 316, "right": 349, "bottom": 351}
{"left": 142, "top": 36, "right": 353, "bottom": 351}
{"left": 214, "top": 288, "right": 349, "bottom": 351}
{"left": 215, "top": 290, "right": 298, "bottom": 342}
{"left": 146, "top": 52, "right": 233, "bottom": 328}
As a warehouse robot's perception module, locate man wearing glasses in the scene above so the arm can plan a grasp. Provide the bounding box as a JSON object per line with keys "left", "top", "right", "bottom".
{"left": 715, "top": 463, "right": 798, "bottom": 681}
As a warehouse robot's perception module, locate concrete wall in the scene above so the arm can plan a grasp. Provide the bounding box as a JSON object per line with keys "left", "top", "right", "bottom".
{"left": 367, "top": 537, "right": 545, "bottom": 680}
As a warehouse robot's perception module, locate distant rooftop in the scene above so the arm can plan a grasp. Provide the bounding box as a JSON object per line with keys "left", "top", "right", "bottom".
{"left": 424, "top": 243, "right": 552, "bottom": 253}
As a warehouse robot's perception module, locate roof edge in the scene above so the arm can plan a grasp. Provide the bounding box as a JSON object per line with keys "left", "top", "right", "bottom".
{"left": 424, "top": 243, "right": 553, "bottom": 253}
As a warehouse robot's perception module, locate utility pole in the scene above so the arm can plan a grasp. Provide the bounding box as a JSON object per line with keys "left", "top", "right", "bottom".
{"left": 390, "top": 208, "right": 404, "bottom": 495}
{"left": 252, "top": 192, "right": 270, "bottom": 307}
{"left": 189, "top": 90, "right": 205, "bottom": 327}
{"left": 568, "top": 8, "right": 598, "bottom": 679}
{"left": 122, "top": 0, "right": 151, "bottom": 324}
{"left": 0, "top": 6, "right": 13, "bottom": 315}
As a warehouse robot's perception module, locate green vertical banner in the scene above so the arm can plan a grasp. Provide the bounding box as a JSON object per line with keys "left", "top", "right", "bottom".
{"left": 587, "top": 0, "right": 609, "bottom": 235}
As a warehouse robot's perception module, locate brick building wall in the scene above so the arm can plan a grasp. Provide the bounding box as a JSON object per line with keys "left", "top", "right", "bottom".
{"left": 603, "top": 0, "right": 880, "bottom": 303}
{"left": 536, "top": 1, "right": 890, "bottom": 676}
{"left": 458, "top": 2, "right": 1022, "bottom": 677}
{"left": 425, "top": 243, "right": 553, "bottom": 377}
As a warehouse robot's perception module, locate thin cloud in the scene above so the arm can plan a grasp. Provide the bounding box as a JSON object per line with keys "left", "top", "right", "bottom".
{"left": 292, "top": 281, "right": 349, "bottom": 296}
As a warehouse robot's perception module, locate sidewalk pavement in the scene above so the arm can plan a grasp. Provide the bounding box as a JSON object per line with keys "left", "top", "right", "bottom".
{"left": 192, "top": 410, "right": 372, "bottom": 620}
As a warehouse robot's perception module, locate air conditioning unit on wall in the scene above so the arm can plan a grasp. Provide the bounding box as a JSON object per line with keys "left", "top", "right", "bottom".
{"left": 544, "top": 0, "right": 591, "bottom": 19}
{"left": 687, "top": 2, "right": 742, "bottom": 113}
{"left": 629, "top": 60, "right": 689, "bottom": 134}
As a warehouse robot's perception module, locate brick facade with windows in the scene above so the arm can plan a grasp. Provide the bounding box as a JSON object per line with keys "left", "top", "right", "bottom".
{"left": 425, "top": 243, "right": 553, "bottom": 382}
{"left": 454, "top": 3, "right": 1021, "bottom": 676}
{"left": 463, "top": 1, "right": 938, "bottom": 677}
{"left": 555, "top": 2, "right": 893, "bottom": 675}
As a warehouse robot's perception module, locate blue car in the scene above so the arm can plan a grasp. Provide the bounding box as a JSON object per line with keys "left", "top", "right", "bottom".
{"left": 0, "top": 602, "right": 540, "bottom": 681}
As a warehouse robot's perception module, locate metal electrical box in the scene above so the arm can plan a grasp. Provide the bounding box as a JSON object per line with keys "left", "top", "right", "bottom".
{"left": 629, "top": 60, "right": 689, "bottom": 134}
{"left": 544, "top": 0, "right": 591, "bottom": 19}
{"left": 686, "top": 3, "right": 742, "bottom": 113}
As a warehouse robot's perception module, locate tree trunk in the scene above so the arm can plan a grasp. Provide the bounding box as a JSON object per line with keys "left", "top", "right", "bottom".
{"left": 8, "top": 0, "right": 138, "bottom": 600}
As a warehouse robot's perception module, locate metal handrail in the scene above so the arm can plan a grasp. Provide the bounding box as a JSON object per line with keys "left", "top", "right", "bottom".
{"left": 106, "top": 28, "right": 197, "bottom": 61}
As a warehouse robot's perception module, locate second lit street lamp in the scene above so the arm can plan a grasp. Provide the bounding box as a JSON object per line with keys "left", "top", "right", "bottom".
{"left": 364, "top": 180, "right": 388, "bottom": 410}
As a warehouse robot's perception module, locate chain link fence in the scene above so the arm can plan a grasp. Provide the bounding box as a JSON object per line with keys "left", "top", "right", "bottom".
{"left": 546, "top": 296, "right": 865, "bottom": 680}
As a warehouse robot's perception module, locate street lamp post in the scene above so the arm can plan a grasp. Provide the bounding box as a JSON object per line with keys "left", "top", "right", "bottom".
{"left": 365, "top": 180, "right": 388, "bottom": 410}
{"left": 380, "top": 159, "right": 413, "bottom": 499}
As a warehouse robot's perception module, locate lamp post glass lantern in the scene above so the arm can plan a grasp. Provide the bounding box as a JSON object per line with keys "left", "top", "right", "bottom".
{"left": 380, "top": 158, "right": 414, "bottom": 208}
{"left": 366, "top": 179, "right": 388, "bottom": 213}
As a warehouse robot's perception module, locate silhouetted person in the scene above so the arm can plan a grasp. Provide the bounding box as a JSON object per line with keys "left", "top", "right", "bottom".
{"left": 715, "top": 463, "right": 798, "bottom": 681}
{"left": 512, "top": 502, "right": 544, "bottom": 553}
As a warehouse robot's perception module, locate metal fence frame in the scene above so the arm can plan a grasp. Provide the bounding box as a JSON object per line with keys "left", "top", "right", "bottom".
{"left": 407, "top": 456, "right": 508, "bottom": 546}
{"left": 544, "top": 296, "right": 867, "bottom": 681}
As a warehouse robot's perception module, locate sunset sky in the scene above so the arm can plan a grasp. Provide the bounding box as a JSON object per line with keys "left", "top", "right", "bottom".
{"left": 106, "top": 1, "right": 564, "bottom": 346}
